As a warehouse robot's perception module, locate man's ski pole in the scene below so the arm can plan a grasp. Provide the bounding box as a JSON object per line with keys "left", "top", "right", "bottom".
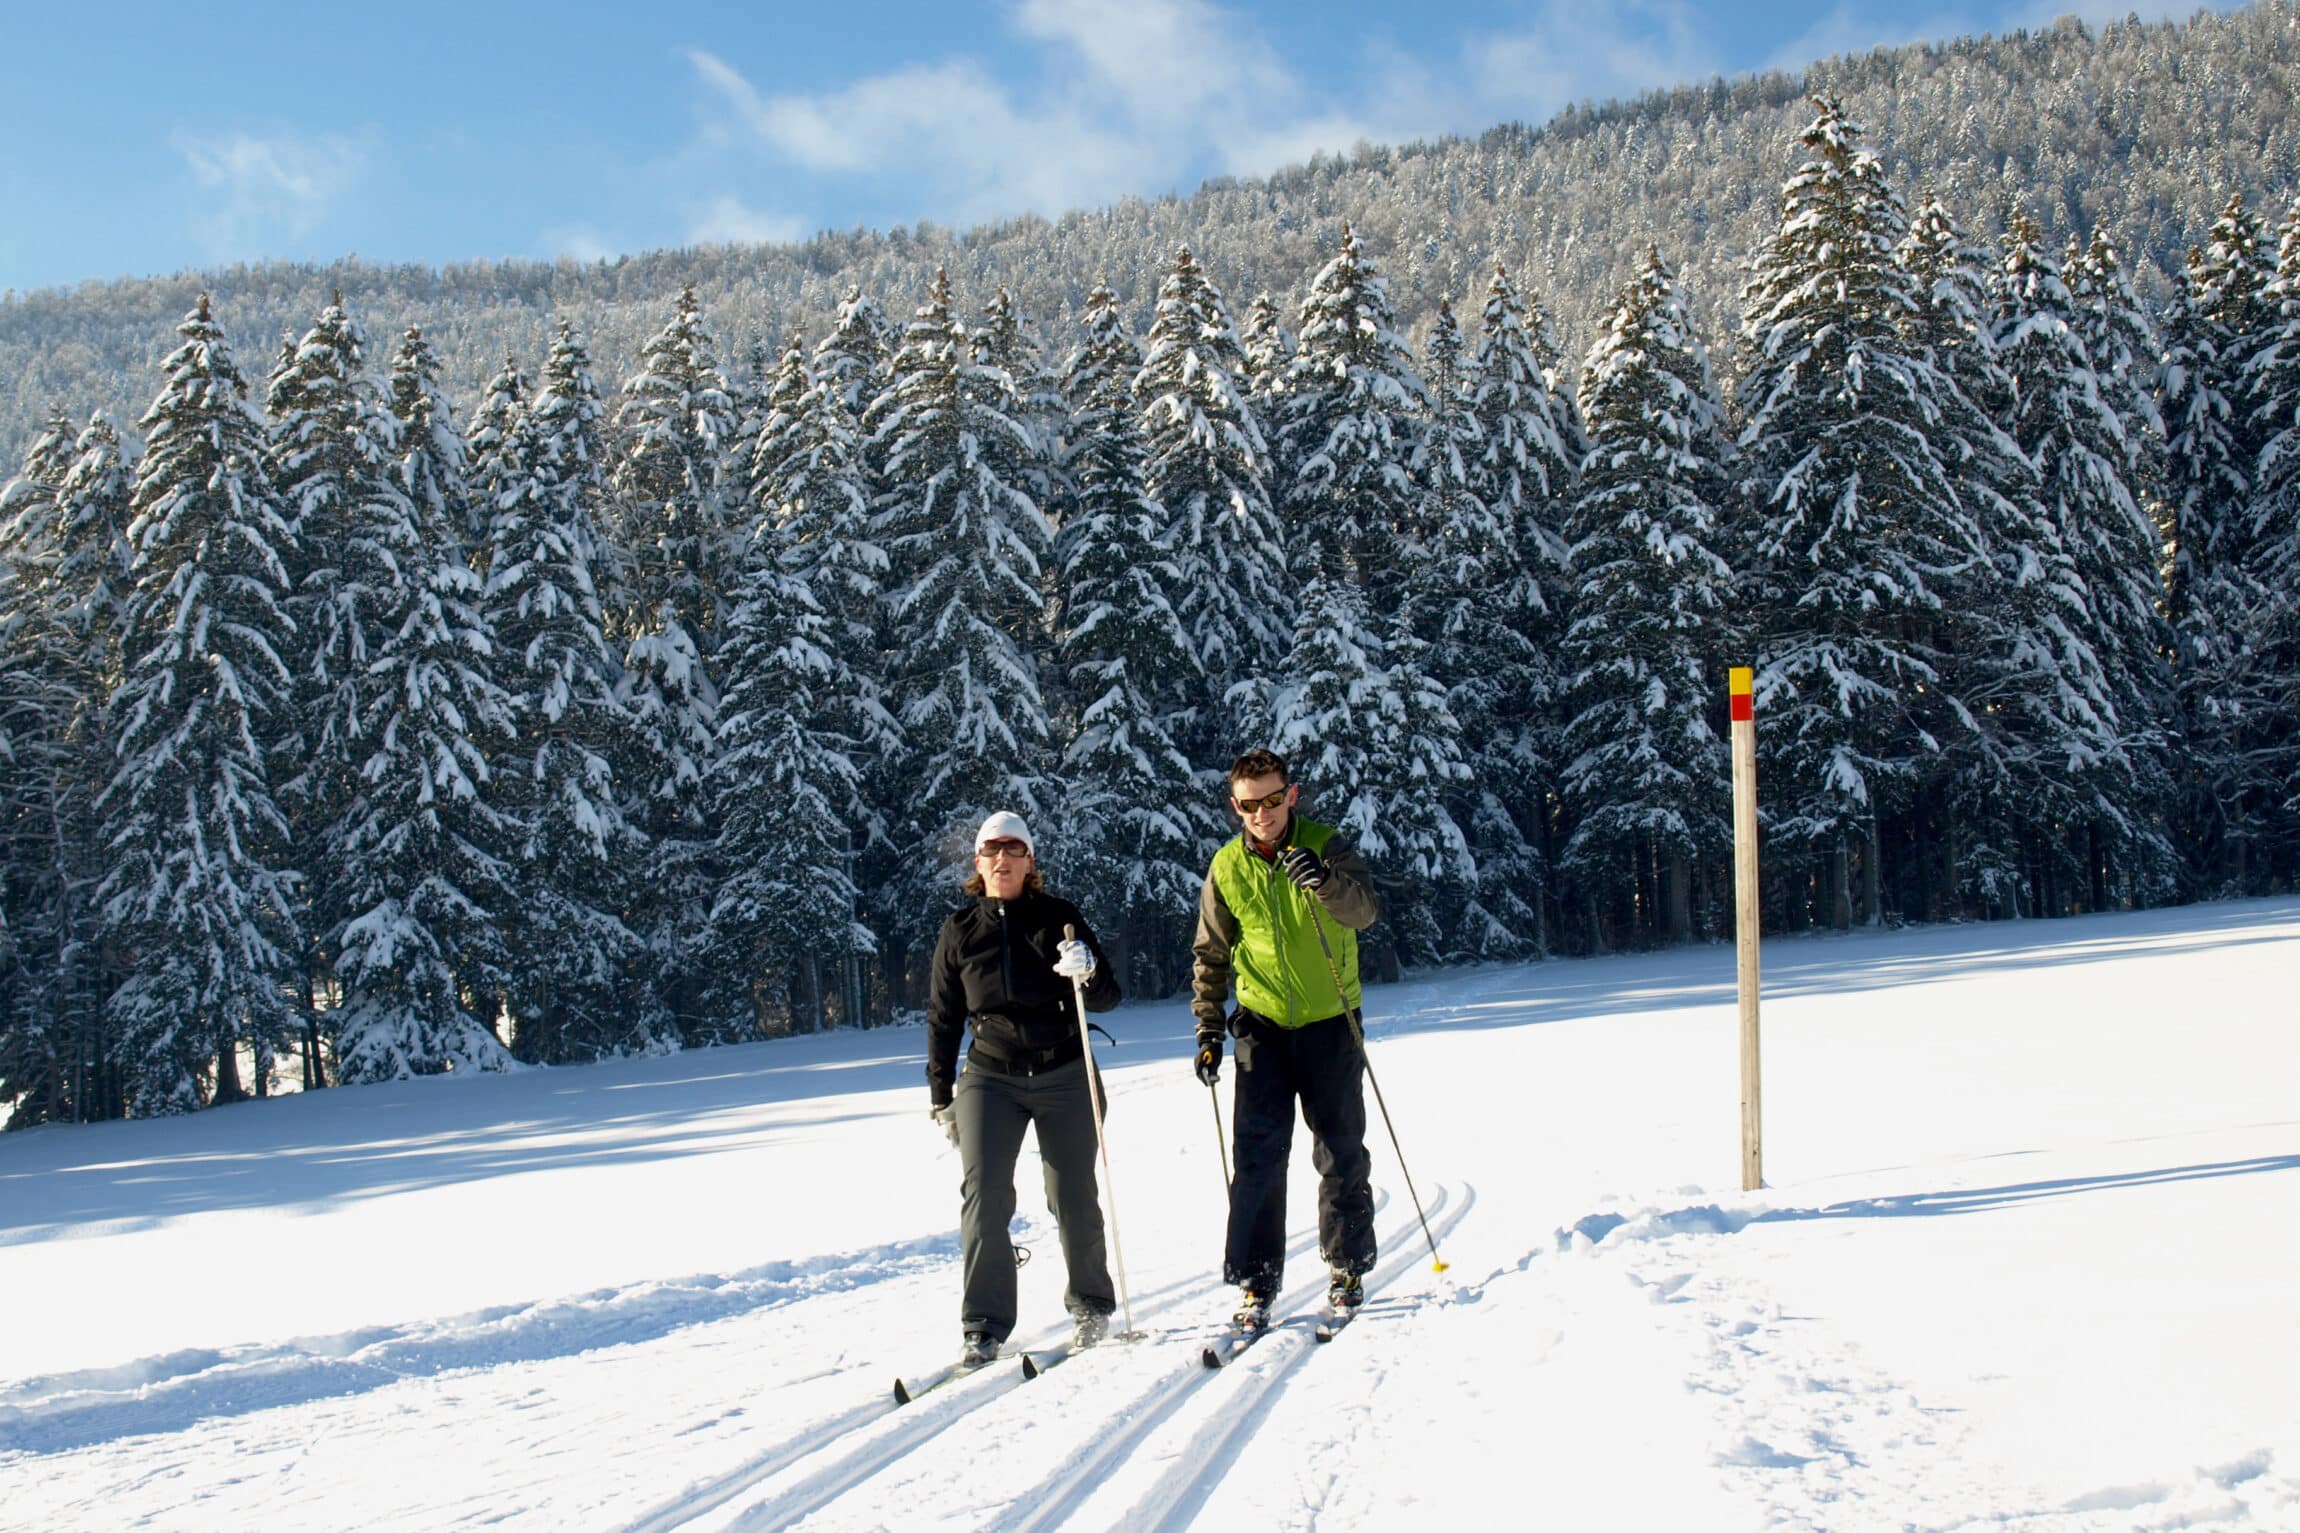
{"left": 1209, "top": 1077, "right": 1231, "bottom": 1187}
{"left": 1305, "top": 901, "right": 1448, "bottom": 1274}
{"left": 1065, "top": 926, "right": 1138, "bottom": 1338}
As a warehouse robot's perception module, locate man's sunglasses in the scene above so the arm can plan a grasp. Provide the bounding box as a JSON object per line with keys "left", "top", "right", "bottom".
{"left": 1231, "top": 788, "right": 1289, "bottom": 814}
{"left": 976, "top": 840, "right": 1032, "bottom": 861}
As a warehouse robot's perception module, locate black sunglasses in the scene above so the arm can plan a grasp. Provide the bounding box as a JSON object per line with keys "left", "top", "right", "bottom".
{"left": 1231, "top": 788, "right": 1288, "bottom": 813}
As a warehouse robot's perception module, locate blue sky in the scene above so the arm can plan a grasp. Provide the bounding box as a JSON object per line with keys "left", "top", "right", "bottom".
{"left": 0, "top": 0, "right": 2250, "bottom": 295}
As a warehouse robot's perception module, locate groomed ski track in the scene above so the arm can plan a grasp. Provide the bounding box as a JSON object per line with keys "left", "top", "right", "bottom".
{"left": 621, "top": 1186, "right": 1471, "bottom": 1533}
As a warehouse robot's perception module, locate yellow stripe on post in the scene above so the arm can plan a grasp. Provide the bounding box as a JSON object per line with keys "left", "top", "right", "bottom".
{"left": 1729, "top": 665, "right": 1762, "bottom": 1190}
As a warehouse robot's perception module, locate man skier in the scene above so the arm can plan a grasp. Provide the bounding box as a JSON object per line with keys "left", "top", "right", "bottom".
{"left": 1189, "top": 749, "right": 1381, "bottom": 1328}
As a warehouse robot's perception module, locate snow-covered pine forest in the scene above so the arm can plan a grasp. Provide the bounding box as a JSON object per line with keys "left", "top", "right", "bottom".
{"left": 5, "top": 78, "right": 2300, "bottom": 1122}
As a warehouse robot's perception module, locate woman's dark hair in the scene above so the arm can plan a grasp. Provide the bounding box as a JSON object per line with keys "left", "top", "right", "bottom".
{"left": 963, "top": 867, "right": 1046, "bottom": 897}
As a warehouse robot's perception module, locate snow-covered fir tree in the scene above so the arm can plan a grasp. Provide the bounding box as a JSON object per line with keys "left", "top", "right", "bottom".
{"left": 390, "top": 327, "right": 477, "bottom": 570}
{"left": 265, "top": 294, "right": 424, "bottom": 1079}
{"left": 612, "top": 287, "right": 741, "bottom": 651}
{"left": 751, "top": 335, "right": 897, "bottom": 1025}
{"left": 2239, "top": 196, "right": 2300, "bottom": 886}
{"left": 1133, "top": 245, "right": 1286, "bottom": 778}
{"left": 1980, "top": 213, "right": 2168, "bottom": 912}
{"left": 1269, "top": 227, "right": 1467, "bottom": 957}
{"left": 464, "top": 356, "right": 532, "bottom": 571}
{"left": 975, "top": 287, "right": 1069, "bottom": 527}
{"left": 1409, "top": 297, "right": 1532, "bottom": 958}
{"left": 486, "top": 319, "right": 651, "bottom": 1060}
{"left": 1461, "top": 263, "right": 1580, "bottom": 952}
{"left": 707, "top": 524, "right": 871, "bottom": 1035}
{"left": 1559, "top": 246, "right": 1736, "bottom": 949}
{"left": 0, "top": 410, "right": 101, "bottom": 1124}
{"left": 1274, "top": 224, "right": 1428, "bottom": 582}
{"left": 610, "top": 289, "right": 740, "bottom": 1045}
{"left": 1243, "top": 574, "right": 1470, "bottom": 975}
{"left": 100, "top": 297, "right": 303, "bottom": 1113}
{"left": 1734, "top": 97, "right": 1985, "bottom": 927}
{"left": 1055, "top": 284, "right": 1203, "bottom": 988}
{"left": 754, "top": 336, "right": 896, "bottom": 782}
{"left": 329, "top": 331, "right": 519, "bottom": 1082}
{"left": 869, "top": 269, "right": 1057, "bottom": 981}
{"left": 2157, "top": 193, "right": 2275, "bottom": 894}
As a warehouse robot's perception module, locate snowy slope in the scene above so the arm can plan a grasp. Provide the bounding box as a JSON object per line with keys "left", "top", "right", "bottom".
{"left": 3, "top": 898, "right": 2297, "bottom": 1531}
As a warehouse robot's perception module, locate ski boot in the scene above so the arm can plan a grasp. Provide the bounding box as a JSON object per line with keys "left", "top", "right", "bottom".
{"left": 1232, "top": 1285, "right": 1272, "bottom": 1333}
{"left": 1326, "top": 1266, "right": 1365, "bottom": 1311}
{"left": 1071, "top": 1310, "right": 1110, "bottom": 1350}
{"left": 957, "top": 1330, "right": 998, "bottom": 1370}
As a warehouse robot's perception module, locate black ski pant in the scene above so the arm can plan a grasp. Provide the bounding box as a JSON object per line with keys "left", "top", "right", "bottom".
{"left": 955, "top": 1054, "right": 1115, "bottom": 1343}
{"left": 1222, "top": 1011, "right": 1375, "bottom": 1293}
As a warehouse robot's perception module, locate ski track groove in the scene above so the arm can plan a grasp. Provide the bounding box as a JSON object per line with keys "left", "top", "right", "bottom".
{"left": 622, "top": 1211, "right": 1371, "bottom": 1533}
{"left": 987, "top": 1184, "right": 1476, "bottom": 1533}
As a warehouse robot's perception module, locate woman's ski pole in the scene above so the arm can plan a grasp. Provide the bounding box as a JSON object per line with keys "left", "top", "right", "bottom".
{"left": 1066, "top": 926, "right": 1138, "bottom": 1338}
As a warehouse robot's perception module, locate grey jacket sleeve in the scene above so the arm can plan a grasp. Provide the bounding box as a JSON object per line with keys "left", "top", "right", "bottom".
{"left": 1188, "top": 869, "right": 1239, "bottom": 1030}
{"left": 1314, "top": 837, "right": 1380, "bottom": 931}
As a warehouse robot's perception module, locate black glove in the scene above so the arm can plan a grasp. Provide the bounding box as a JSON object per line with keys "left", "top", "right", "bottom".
{"left": 1193, "top": 1025, "right": 1223, "bottom": 1087}
{"left": 1278, "top": 845, "right": 1330, "bottom": 892}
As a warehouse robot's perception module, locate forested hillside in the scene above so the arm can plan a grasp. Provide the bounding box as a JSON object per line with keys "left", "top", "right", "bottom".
{"left": 5, "top": 5, "right": 2300, "bottom": 461}
{"left": 3, "top": 5, "right": 2298, "bottom": 1124}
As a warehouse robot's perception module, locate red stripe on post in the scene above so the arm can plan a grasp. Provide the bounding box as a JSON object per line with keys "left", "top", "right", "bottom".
{"left": 1730, "top": 694, "right": 1753, "bottom": 722}
{"left": 1728, "top": 666, "right": 1754, "bottom": 722}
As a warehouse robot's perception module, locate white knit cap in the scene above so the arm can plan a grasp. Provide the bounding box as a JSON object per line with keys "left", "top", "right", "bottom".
{"left": 974, "top": 810, "right": 1034, "bottom": 853}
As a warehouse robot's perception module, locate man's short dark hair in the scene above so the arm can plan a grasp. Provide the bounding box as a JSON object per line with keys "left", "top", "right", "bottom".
{"left": 1228, "top": 748, "right": 1288, "bottom": 786}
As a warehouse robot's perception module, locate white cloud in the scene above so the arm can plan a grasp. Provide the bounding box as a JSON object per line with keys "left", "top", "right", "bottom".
{"left": 687, "top": 195, "right": 809, "bottom": 248}
{"left": 679, "top": 0, "right": 1736, "bottom": 229}
{"left": 539, "top": 224, "right": 621, "bottom": 266}
{"left": 174, "top": 129, "right": 366, "bottom": 257}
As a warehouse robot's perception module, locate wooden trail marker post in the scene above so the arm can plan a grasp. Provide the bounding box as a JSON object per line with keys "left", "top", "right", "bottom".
{"left": 1730, "top": 666, "right": 1763, "bottom": 1191}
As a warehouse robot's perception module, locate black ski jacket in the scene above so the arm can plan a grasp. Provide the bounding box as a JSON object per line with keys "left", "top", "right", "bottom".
{"left": 926, "top": 888, "right": 1120, "bottom": 1106}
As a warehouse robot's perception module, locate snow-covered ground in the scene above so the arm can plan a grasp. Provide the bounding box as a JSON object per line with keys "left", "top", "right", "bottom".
{"left": 3, "top": 897, "right": 2297, "bottom": 1531}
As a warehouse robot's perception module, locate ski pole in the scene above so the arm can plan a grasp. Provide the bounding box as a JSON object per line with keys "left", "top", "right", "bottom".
{"left": 1304, "top": 900, "right": 1449, "bottom": 1274}
{"left": 1209, "top": 1075, "right": 1231, "bottom": 1187}
{"left": 1065, "top": 925, "right": 1137, "bottom": 1339}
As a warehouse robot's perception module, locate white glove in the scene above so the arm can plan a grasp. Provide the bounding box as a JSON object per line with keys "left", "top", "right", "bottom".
{"left": 930, "top": 1103, "right": 960, "bottom": 1147}
{"left": 1053, "top": 938, "right": 1096, "bottom": 980}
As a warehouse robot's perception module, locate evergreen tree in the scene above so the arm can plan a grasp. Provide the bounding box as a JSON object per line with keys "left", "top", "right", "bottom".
{"left": 976, "top": 286, "right": 1069, "bottom": 527}
{"left": 464, "top": 356, "right": 532, "bottom": 571}
{"left": 612, "top": 287, "right": 741, "bottom": 652}
{"left": 1133, "top": 246, "right": 1285, "bottom": 772}
{"left": 486, "top": 319, "right": 650, "bottom": 1060}
{"left": 1412, "top": 298, "right": 1530, "bottom": 957}
{"left": 707, "top": 531, "right": 869, "bottom": 1035}
{"left": 265, "top": 294, "right": 417, "bottom": 1078}
{"left": 330, "top": 333, "right": 518, "bottom": 1082}
{"left": 0, "top": 410, "right": 90, "bottom": 1124}
{"left": 390, "top": 327, "right": 477, "bottom": 569}
{"left": 2158, "top": 194, "right": 2275, "bottom": 893}
{"left": 1983, "top": 214, "right": 2168, "bottom": 912}
{"left": 870, "top": 269, "right": 1056, "bottom": 978}
{"left": 610, "top": 289, "right": 739, "bottom": 1045}
{"left": 1274, "top": 224, "right": 1428, "bottom": 581}
{"left": 1898, "top": 193, "right": 2049, "bottom": 912}
{"left": 100, "top": 297, "right": 303, "bottom": 1113}
{"left": 1734, "top": 97, "right": 1983, "bottom": 927}
{"left": 1464, "top": 264, "right": 1578, "bottom": 952}
{"left": 739, "top": 337, "right": 893, "bottom": 1029}
{"left": 1559, "top": 247, "right": 1736, "bottom": 949}
{"left": 1056, "top": 284, "right": 1202, "bottom": 990}
{"left": 2240, "top": 196, "right": 2300, "bottom": 886}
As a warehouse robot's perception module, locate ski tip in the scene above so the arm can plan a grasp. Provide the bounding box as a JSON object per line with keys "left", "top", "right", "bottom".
{"left": 1200, "top": 1346, "right": 1225, "bottom": 1369}
{"left": 1021, "top": 1353, "right": 1041, "bottom": 1380}
{"left": 892, "top": 1378, "right": 913, "bottom": 1405}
